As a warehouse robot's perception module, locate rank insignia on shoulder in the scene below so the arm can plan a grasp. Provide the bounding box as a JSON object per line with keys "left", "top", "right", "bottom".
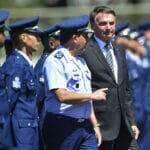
{"left": 54, "top": 51, "right": 64, "bottom": 59}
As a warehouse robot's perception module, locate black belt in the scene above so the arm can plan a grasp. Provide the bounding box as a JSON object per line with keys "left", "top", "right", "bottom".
{"left": 46, "top": 112, "right": 90, "bottom": 125}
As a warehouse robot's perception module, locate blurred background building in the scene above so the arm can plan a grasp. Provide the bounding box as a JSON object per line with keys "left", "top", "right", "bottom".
{"left": 0, "top": 0, "right": 150, "bottom": 63}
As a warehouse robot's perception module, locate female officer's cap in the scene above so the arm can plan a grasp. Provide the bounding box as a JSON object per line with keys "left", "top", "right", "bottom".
{"left": 9, "top": 16, "right": 41, "bottom": 34}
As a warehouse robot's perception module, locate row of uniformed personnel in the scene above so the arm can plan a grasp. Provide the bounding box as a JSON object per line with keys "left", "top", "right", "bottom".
{"left": 1, "top": 6, "right": 150, "bottom": 150}
{"left": 0, "top": 10, "right": 62, "bottom": 150}
{"left": 115, "top": 20, "right": 150, "bottom": 150}
{"left": 0, "top": 9, "right": 105, "bottom": 150}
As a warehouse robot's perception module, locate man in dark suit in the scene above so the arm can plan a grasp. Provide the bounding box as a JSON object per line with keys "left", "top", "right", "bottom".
{"left": 82, "top": 6, "right": 139, "bottom": 150}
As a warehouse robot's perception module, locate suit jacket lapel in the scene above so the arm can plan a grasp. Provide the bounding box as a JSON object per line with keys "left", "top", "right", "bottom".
{"left": 90, "top": 38, "right": 116, "bottom": 83}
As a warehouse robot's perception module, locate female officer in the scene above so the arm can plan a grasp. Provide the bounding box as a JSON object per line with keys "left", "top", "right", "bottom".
{"left": 3, "top": 16, "right": 41, "bottom": 150}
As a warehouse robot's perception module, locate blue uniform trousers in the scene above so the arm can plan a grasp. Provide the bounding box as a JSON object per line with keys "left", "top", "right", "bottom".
{"left": 42, "top": 112, "right": 98, "bottom": 150}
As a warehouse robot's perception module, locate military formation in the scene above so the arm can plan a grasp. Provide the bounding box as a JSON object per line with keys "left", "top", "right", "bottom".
{"left": 0, "top": 5, "right": 150, "bottom": 150}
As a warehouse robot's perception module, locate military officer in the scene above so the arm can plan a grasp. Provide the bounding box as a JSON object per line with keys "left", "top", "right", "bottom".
{"left": 3, "top": 16, "right": 41, "bottom": 150}
{"left": 34, "top": 24, "right": 60, "bottom": 117}
{"left": 42, "top": 15, "right": 108, "bottom": 150}
{"left": 34, "top": 24, "right": 60, "bottom": 150}
{"left": 0, "top": 9, "right": 17, "bottom": 150}
{"left": 137, "top": 21, "right": 150, "bottom": 150}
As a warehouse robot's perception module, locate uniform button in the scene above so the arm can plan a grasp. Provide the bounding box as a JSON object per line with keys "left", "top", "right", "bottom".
{"left": 77, "top": 118, "right": 85, "bottom": 123}
{"left": 8, "top": 99, "right": 11, "bottom": 102}
{"left": 9, "top": 113, "right": 12, "bottom": 115}
{"left": 28, "top": 123, "right": 31, "bottom": 126}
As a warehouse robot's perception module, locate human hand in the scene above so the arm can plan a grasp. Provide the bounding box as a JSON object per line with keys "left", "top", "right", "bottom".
{"left": 131, "top": 125, "right": 140, "bottom": 140}
{"left": 94, "top": 125, "right": 102, "bottom": 147}
{"left": 91, "top": 88, "right": 108, "bottom": 101}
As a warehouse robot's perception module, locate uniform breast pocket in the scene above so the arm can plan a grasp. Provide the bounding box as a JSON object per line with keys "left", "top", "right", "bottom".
{"left": 26, "top": 77, "right": 37, "bottom": 96}
{"left": 15, "top": 119, "right": 38, "bottom": 144}
{"left": 26, "top": 79, "right": 35, "bottom": 90}
{"left": 67, "top": 70, "right": 82, "bottom": 92}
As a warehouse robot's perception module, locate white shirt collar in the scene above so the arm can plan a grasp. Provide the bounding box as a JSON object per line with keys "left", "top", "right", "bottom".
{"left": 17, "top": 50, "right": 33, "bottom": 66}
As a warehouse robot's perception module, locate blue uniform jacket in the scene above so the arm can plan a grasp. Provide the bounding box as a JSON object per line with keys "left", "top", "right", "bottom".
{"left": 126, "top": 53, "right": 145, "bottom": 126}
{"left": 34, "top": 51, "right": 49, "bottom": 104}
{"left": 0, "top": 58, "right": 15, "bottom": 146}
{"left": 3, "top": 50, "right": 38, "bottom": 120}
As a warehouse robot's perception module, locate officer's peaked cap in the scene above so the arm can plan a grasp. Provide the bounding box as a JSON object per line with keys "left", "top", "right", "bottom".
{"left": 9, "top": 16, "right": 40, "bottom": 34}
{"left": 42, "top": 24, "right": 60, "bottom": 37}
{"left": 57, "top": 15, "right": 90, "bottom": 34}
{"left": 0, "top": 9, "right": 10, "bottom": 29}
{"left": 116, "top": 21, "right": 129, "bottom": 34}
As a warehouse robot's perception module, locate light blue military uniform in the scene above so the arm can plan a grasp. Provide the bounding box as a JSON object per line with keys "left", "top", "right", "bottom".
{"left": 42, "top": 15, "right": 98, "bottom": 150}
{"left": 6, "top": 16, "right": 40, "bottom": 150}
{"left": 44, "top": 47, "right": 92, "bottom": 118}
{"left": 43, "top": 15, "right": 92, "bottom": 119}
{"left": 43, "top": 47, "right": 96, "bottom": 150}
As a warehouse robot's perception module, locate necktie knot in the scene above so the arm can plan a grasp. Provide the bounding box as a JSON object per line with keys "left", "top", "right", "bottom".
{"left": 105, "top": 42, "right": 113, "bottom": 51}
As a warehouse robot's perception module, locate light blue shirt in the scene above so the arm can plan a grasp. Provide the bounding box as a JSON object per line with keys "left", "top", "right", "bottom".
{"left": 43, "top": 47, "right": 92, "bottom": 119}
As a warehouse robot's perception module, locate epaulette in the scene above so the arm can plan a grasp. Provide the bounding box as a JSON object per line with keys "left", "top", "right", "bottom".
{"left": 14, "top": 55, "right": 22, "bottom": 66}
{"left": 54, "top": 51, "right": 64, "bottom": 59}
{"left": 14, "top": 54, "right": 26, "bottom": 68}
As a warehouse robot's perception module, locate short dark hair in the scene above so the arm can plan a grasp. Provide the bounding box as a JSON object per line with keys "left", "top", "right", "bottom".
{"left": 90, "top": 6, "right": 116, "bottom": 26}
{"left": 60, "top": 30, "right": 74, "bottom": 45}
{"left": 10, "top": 31, "right": 22, "bottom": 50}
